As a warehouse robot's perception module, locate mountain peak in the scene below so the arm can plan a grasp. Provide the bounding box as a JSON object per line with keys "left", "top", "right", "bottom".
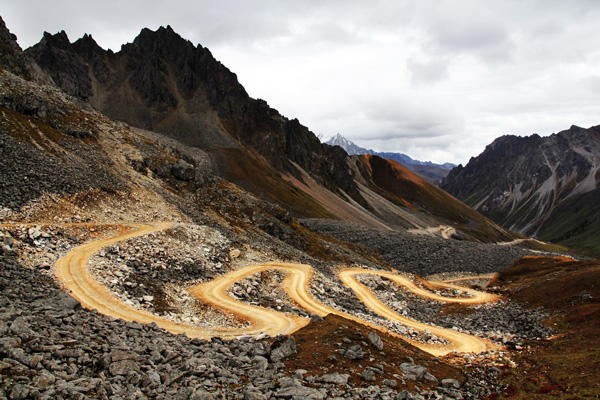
{"left": 0, "top": 16, "right": 30, "bottom": 79}
{"left": 40, "top": 30, "right": 71, "bottom": 49}
{"left": 130, "top": 25, "right": 191, "bottom": 52}
{"left": 442, "top": 124, "right": 600, "bottom": 254}
{"left": 325, "top": 134, "right": 454, "bottom": 182}
{"left": 330, "top": 133, "right": 346, "bottom": 141}
{"left": 326, "top": 133, "right": 363, "bottom": 152}
{"left": 26, "top": 29, "right": 93, "bottom": 99}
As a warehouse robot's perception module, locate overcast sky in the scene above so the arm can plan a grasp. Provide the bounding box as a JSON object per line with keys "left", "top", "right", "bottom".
{"left": 3, "top": 0, "right": 600, "bottom": 164}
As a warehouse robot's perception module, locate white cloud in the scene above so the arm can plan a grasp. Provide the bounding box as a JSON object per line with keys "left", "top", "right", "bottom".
{"left": 407, "top": 57, "right": 450, "bottom": 85}
{"left": 3, "top": 0, "right": 600, "bottom": 164}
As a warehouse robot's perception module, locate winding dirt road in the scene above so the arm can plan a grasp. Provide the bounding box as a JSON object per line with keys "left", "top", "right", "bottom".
{"left": 51, "top": 222, "right": 501, "bottom": 355}
{"left": 54, "top": 222, "right": 219, "bottom": 338}
{"left": 338, "top": 269, "right": 500, "bottom": 355}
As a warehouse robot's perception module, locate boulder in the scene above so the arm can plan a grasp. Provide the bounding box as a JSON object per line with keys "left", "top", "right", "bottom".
{"left": 368, "top": 331, "right": 384, "bottom": 351}
{"left": 172, "top": 158, "right": 197, "bottom": 181}
{"left": 343, "top": 344, "right": 363, "bottom": 360}
{"left": 109, "top": 359, "right": 140, "bottom": 376}
{"left": 274, "top": 386, "right": 324, "bottom": 399}
{"left": 361, "top": 368, "right": 376, "bottom": 382}
{"left": 141, "top": 371, "right": 161, "bottom": 389}
{"left": 319, "top": 372, "right": 349, "bottom": 385}
{"left": 270, "top": 337, "right": 297, "bottom": 361}
{"left": 251, "top": 356, "right": 269, "bottom": 372}
{"left": 400, "top": 362, "right": 437, "bottom": 382}
{"left": 0, "top": 232, "right": 13, "bottom": 247}
{"left": 442, "top": 378, "right": 460, "bottom": 388}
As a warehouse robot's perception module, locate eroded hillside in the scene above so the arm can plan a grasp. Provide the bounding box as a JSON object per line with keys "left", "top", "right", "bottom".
{"left": 0, "top": 16, "right": 590, "bottom": 399}
{"left": 442, "top": 127, "right": 600, "bottom": 255}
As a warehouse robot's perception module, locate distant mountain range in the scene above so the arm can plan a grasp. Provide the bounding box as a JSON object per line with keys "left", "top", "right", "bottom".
{"left": 325, "top": 134, "right": 455, "bottom": 183}
{"left": 4, "top": 17, "right": 599, "bottom": 397}
{"left": 1, "top": 20, "right": 515, "bottom": 242}
{"left": 441, "top": 125, "right": 600, "bottom": 255}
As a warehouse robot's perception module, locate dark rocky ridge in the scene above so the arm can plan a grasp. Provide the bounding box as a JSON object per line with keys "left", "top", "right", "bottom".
{"left": 442, "top": 125, "right": 600, "bottom": 254}
{"left": 26, "top": 31, "right": 94, "bottom": 100}
{"left": 26, "top": 26, "right": 366, "bottom": 210}
{"left": 16, "top": 21, "right": 526, "bottom": 243}
{"left": 0, "top": 17, "right": 51, "bottom": 84}
{"left": 0, "top": 17, "right": 32, "bottom": 80}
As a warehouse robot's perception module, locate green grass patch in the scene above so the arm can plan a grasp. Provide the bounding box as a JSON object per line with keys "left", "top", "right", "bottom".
{"left": 537, "top": 188, "right": 600, "bottom": 257}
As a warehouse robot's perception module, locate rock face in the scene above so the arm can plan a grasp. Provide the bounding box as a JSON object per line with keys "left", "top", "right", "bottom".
{"left": 0, "top": 17, "right": 50, "bottom": 83}
{"left": 26, "top": 30, "right": 93, "bottom": 99}
{"left": 26, "top": 26, "right": 366, "bottom": 211}
{"left": 0, "top": 17, "right": 31, "bottom": 79}
{"left": 441, "top": 126, "right": 600, "bottom": 254}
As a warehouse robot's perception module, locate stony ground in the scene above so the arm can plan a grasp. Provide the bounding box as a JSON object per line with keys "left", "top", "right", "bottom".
{"left": 0, "top": 69, "right": 569, "bottom": 399}
{"left": 1, "top": 227, "right": 517, "bottom": 400}
{"left": 0, "top": 220, "right": 558, "bottom": 399}
{"left": 301, "top": 219, "right": 542, "bottom": 275}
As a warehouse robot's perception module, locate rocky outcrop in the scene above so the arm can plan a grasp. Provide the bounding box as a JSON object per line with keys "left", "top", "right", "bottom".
{"left": 25, "top": 30, "right": 93, "bottom": 99}
{"left": 26, "top": 26, "right": 366, "bottom": 209}
{"left": 0, "top": 17, "right": 31, "bottom": 79}
{"left": 442, "top": 125, "right": 600, "bottom": 254}
{"left": 0, "top": 16, "right": 50, "bottom": 83}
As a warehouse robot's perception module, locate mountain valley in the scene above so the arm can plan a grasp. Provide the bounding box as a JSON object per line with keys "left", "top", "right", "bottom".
{"left": 325, "top": 134, "right": 455, "bottom": 184}
{"left": 1, "top": 16, "right": 599, "bottom": 399}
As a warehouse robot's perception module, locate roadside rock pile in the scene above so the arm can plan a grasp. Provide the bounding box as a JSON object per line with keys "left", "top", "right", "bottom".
{"left": 1, "top": 244, "right": 506, "bottom": 399}
{"left": 229, "top": 272, "right": 314, "bottom": 319}
{"left": 302, "top": 219, "right": 535, "bottom": 275}
{"left": 308, "top": 272, "right": 451, "bottom": 346}
{"left": 87, "top": 224, "right": 244, "bottom": 327}
{"left": 434, "top": 302, "right": 553, "bottom": 344}
{"left": 355, "top": 271, "right": 553, "bottom": 345}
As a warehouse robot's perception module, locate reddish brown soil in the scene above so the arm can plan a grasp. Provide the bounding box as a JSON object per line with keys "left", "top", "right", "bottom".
{"left": 353, "top": 154, "right": 515, "bottom": 242}
{"left": 214, "top": 147, "right": 333, "bottom": 219}
{"left": 493, "top": 256, "right": 600, "bottom": 398}
{"left": 283, "top": 314, "right": 465, "bottom": 391}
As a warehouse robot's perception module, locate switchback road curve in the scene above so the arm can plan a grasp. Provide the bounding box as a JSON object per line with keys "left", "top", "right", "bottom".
{"left": 47, "top": 222, "right": 500, "bottom": 355}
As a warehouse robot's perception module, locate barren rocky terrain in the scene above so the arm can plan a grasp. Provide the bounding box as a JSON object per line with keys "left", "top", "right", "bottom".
{"left": 1, "top": 16, "right": 598, "bottom": 399}
{"left": 0, "top": 223, "right": 541, "bottom": 399}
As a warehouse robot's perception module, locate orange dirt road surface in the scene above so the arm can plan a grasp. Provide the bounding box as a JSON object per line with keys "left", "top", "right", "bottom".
{"left": 338, "top": 269, "right": 501, "bottom": 356}
{"left": 51, "top": 223, "right": 501, "bottom": 355}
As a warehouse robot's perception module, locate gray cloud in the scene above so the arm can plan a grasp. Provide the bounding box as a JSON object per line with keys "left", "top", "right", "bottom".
{"left": 406, "top": 57, "right": 449, "bottom": 85}
{"left": 425, "top": 14, "right": 514, "bottom": 63}
{"left": 3, "top": 0, "right": 600, "bottom": 164}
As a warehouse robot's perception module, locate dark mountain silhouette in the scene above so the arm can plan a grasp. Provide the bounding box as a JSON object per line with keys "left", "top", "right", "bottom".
{"left": 20, "top": 23, "right": 516, "bottom": 241}
{"left": 442, "top": 126, "right": 600, "bottom": 254}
